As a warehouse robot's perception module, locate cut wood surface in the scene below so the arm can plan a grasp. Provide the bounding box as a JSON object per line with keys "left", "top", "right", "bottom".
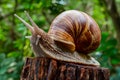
{"left": 20, "top": 57, "right": 110, "bottom": 80}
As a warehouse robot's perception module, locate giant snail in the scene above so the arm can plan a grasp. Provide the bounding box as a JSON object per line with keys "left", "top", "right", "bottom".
{"left": 14, "top": 10, "right": 101, "bottom": 66}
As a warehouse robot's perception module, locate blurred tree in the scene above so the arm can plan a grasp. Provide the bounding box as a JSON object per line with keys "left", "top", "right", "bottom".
{"left": 100, "top": 0, "right": 120, "bottom": 51}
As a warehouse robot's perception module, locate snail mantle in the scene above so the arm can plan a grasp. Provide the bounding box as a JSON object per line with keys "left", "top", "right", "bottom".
{"left": 15, "top": 10, "right": 110, "bottom": 80}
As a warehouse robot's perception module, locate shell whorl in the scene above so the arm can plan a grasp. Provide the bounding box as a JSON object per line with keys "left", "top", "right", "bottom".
{"left": 48, "top": 10, "right": 101, "bottom": 54}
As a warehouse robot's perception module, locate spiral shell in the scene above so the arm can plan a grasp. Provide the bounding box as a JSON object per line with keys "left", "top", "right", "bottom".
{"left": 48, "top": 10, "right": 101, "bottom": 54}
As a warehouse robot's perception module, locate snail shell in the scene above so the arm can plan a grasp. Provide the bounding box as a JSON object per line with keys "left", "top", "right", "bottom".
{"left": 14, "top": 10, "right": 101, "bottom": 66}
{"left": 49, "top": 10, "right": 101, "bottom": 54}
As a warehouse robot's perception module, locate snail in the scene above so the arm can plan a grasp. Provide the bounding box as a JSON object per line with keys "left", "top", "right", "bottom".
{"left": 14, "top": 10, "right": 101, "bottom": 66}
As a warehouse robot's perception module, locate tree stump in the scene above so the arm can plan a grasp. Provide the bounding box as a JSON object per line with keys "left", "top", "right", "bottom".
{"left": 20, "top": 57, "right": 110, "bottom": 80}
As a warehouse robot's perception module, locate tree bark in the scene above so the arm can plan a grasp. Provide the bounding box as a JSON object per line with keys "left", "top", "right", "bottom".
{"left": 20, "top": 57, "right": 110, "bottom": 80}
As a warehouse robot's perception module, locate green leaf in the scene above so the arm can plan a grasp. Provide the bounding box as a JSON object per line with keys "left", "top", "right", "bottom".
{"left": 106, "top": 37, "right": 117, "bottom": 47}
{"left": 111, "top": 59, "right": 120, "bottom": 65}
{"left": 0, "top": 66, "right": 8, "bottom": 75}
{"left": 7, "top": 51, "right": 21, "bottom": 58}
{"left": 0, "top": 53, "right": 5, "bottom": 62}
{"left": 1, "top": 57, "right": 15, "bottom": 67}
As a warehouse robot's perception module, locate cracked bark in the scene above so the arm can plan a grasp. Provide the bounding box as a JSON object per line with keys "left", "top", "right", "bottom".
{"left": 20, "top": 57, "right": 110, "bottom": 80}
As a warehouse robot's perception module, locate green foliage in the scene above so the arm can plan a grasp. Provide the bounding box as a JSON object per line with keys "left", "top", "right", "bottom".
{"left": 110, "top": 67, "right": 120, "bottom": 80}
{"left": 0, "top": 53, "right": 23, "bottom": 80}
{"left": 96, "top": 32, "right": 119, "bottom": 67}
{"left": 0, "top": 0, "right": 120, "bottom": 80}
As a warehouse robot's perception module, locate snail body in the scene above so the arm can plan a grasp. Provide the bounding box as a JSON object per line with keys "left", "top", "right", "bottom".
{"left": 15, "top": 10, "right": 101, "bottom": 66}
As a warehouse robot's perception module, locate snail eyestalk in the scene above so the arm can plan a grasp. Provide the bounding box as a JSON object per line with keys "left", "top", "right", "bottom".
{"left": 24, "top": 11, "right": 39, "bottom": 30}
{"left": 14, "top": 14, "right": 34, "bottom": 33}
{"left": 25, "top": 36, "right": 32, "bottom": 39}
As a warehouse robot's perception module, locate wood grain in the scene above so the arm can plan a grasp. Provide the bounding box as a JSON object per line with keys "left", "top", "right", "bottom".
{"left": 20, "top": 57, "right": 110, "bottom": 80}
